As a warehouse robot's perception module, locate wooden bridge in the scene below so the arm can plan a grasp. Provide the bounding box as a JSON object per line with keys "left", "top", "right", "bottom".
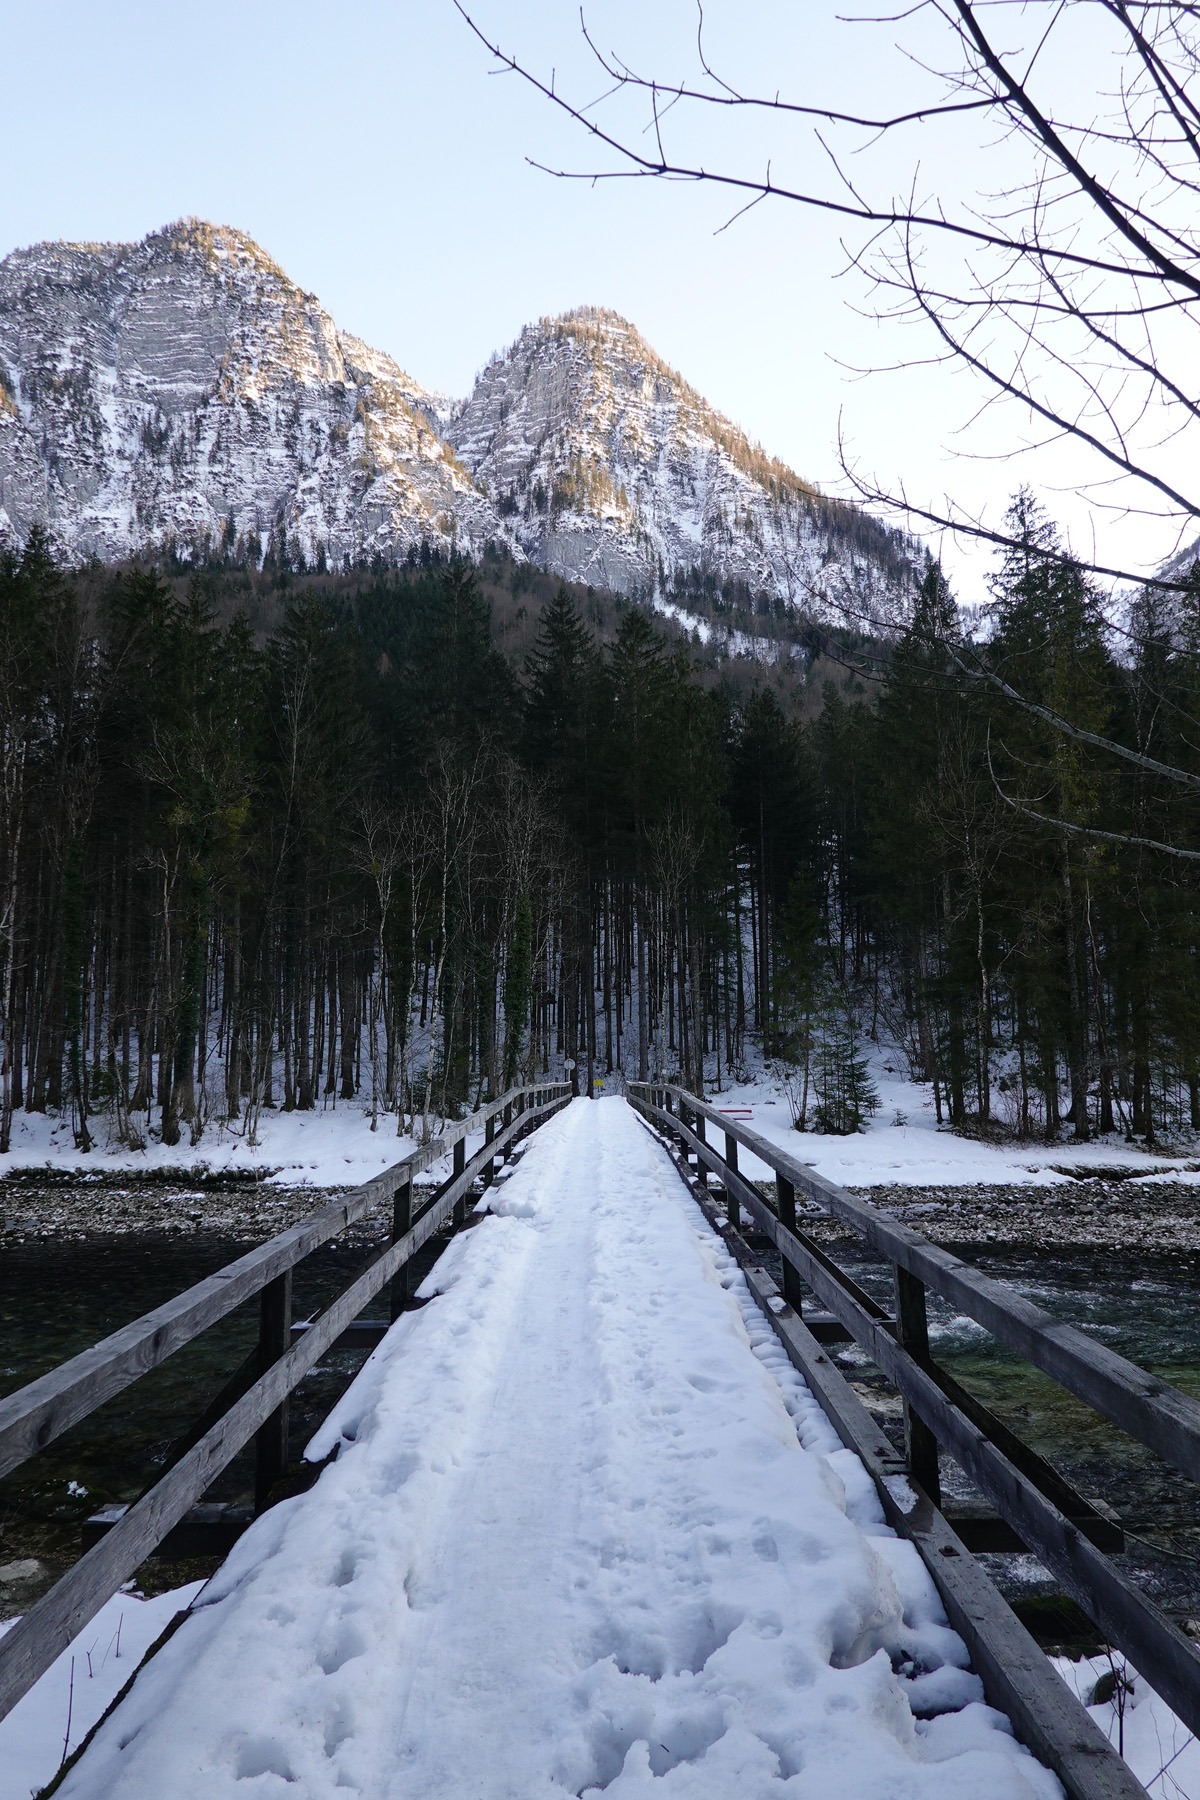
{"left": 0, "top": 1087, "right": 1196, "bottom": 1798}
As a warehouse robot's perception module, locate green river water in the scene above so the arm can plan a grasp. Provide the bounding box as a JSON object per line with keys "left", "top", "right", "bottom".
{"left": 2, "top": 1206, "right": 1198, "bottom": 1636}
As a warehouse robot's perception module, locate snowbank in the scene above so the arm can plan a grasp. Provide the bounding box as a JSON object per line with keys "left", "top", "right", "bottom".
{"left": 0, "top": 1100, "right": 421, "bottom": 1191}
{"left": 712, "top": 1067, "right": 1200, "bottom": 1189}
{"left": 0, "top": 1582, "right": 204, "bottom": 1798}
{"left": 5, "top": 1049, "right": 1193, "bottom": 1198}
{"left": 1052, "top": 1654, "right": 1198, "bottom": 1798}
{"left": 47, "top": 1099, "right": 1060, "bottom": 1798}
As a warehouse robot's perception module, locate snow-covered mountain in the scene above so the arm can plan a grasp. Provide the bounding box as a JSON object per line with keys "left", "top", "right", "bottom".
{"left": 446, "top": 307, "right": 918, "bottom": 620}
{"left": 0, "top": 220, "right": 494, "bottom": 570}
{"left": 0, "top": 221, "right": 919, "bottom": 623}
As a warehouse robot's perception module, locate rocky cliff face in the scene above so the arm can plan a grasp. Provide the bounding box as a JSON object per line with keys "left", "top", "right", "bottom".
{"left": 0, "top": 219, "right": 492, "bottom": 569}
{"left": 445, "top": 308, "right": 918, "bottom": 622}
{"left": 0, "top": 223, "right": 918, "bottom": 625}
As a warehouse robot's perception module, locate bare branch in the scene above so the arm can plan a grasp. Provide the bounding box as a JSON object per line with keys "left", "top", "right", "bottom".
{"left": 986, "top": 728, "right": 1200, "bottom": 857}
{"left": 962, "top": 645, "right": 1200, "bottom": 790}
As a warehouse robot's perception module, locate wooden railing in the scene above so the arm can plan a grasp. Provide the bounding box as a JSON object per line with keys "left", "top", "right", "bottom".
{"left": 0, "top": 1082, "right": 571, "bottom": 1722}
{"left": 630, "top": 1081, "right": 1200, "bottom": 1800}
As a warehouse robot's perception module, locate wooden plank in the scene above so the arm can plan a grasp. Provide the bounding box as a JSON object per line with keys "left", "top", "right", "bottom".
{"left": 664, "top": 1096, "right": 1123, "bottom": 1542}
{"left": 0, "top": 1195, "right": 367, "bottom": 1482}
{"left": 633, "top": 1094, "right": 1200, "bottom": 1740}
{"left": 83, "top": 1503, "right": 253, "bottom": 1560}
{"left": 774, "top": 1173, "right": 804, "bottom": 1311}
{"left": 672, "top": 1161, "right": 1149, "bottom": 1800}
{"left": 783, "top": 1330, "right": 1150, "bottom": 1800}
{"left": 631, "top": 1085, "right": 1200, "bottom": 1491}
{"left": 0, "top": 1090, "right": 571, "bottom": 1724}
{"left": 292, "top": 1319, "right": 389, "bottom": 1351}
{"left": 927, "top": 1363, "right": 1124, "bottom": 1552}
{"left": 723, "top": 1128, "right": 740, "bottom": 1230}
{"left": 0, "top": 1083, "right": 569, "bottom": 1482}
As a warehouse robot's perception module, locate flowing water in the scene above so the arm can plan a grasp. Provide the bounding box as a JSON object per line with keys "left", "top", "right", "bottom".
{"left": 3, "top": 1186, "right": 1199, "bottom": 1641}
{"left": 0, "top": 1208, "right": 401, "bottom": 1610}
{"left": 817, "top": 1242, "right": 1200, "bottom": 1632}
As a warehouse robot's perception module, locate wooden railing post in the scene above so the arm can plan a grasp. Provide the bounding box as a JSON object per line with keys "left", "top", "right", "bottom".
{"left": 775, "top": 1175, "right": 804, "bottom": 1312}
{"left": 694, "top": 1113, "right": 707, "bottom": 1189}
{"left": 453, "top": 1134, "right": 468, "bottom": 1225}
{"left": 893, "top": 1264, "right": 941, "bottom": 1507}
{"left": 254, "top": 1271, "right": 292, "bottom": 1513}
{"left": 723, "top": 1130, "right": 740, "bottom": 1232}
{"left": 481, "top": 1113, "right": 496, "bottom": 1192}
{"left": 390, "top": 1176, "right": 413, "bottom": 1322}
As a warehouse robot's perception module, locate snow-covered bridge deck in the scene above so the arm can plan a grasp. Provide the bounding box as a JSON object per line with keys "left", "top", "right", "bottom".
{"left": 51, "top": 1098, "right": 1062, "bottom": 1800}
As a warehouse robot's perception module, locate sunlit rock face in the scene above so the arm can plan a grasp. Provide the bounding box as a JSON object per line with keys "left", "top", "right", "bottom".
{"left": 0, "top": 220, "right": 493, "bottom": 568}
{"left": 0, "top": 226, "right": 918, "bottom": 626}
{"left": 445, "top": 307, "right": 920, "bottom": 623}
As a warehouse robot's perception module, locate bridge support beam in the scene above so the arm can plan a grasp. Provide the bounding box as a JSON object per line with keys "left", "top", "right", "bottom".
{"left": 391, "top": 1177, "right": 413, "bottom": 1321}
{"left": 254, "top": 1272, "right": 292, "bottom": 1513}
{"left": 893, "top": 1264, "right": 942, "bottom": 1510}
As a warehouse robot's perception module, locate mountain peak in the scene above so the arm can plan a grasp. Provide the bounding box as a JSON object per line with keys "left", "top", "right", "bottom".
{"left": 0, "top": 218, "right": 490, "bottom": 569}
{"left": 0, "top": 219, "right": 918, "bottom": 625}
{"left": 447, "top": 300, "right": 908, "bottom": 614}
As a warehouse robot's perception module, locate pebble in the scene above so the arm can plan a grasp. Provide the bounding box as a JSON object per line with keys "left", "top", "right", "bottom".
{"left": 0, "top": 1559, "right": 45, "bottom": 1585}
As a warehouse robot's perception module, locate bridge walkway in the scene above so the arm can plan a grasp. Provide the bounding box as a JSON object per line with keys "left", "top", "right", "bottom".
{"left": 54, "top": 1098, "right": 1059, "bottom": 1800}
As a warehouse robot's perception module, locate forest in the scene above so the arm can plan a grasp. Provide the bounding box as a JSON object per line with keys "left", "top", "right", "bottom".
{"left": 1, "top": 496, "right": 1198, "bottom": 1157}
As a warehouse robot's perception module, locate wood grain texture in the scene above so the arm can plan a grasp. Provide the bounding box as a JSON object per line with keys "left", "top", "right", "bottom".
{"left": 658, "top": 1121, "right": 1150, "bottom": 1800}
{"left": 631, "top": 1084, "right": 1200, "bottom": 1486}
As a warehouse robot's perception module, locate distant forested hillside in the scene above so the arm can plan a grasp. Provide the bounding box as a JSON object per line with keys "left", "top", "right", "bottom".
{"left": 2, "top": 499, "right": 1197, "bottom": 1155}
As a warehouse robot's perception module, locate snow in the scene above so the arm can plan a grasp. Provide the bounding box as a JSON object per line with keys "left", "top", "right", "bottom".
{"left": 4, "top": 1047, "right": 1193, "bottom": 1200}
{"left": 0, "top": 1583, "right": 204, "bottom": 1799}
{"left": 49, "top": 1098, "right": 1060, "bottom": 1799}
{"left": 1052, "top": 1654, "right": 1198, "bottom": 1798}
{"left": 0, "top": 1100, "right": 422, "bottom": 1191}
{"left": 711, "top": 1066, "right": 1200, "bottom": 1189}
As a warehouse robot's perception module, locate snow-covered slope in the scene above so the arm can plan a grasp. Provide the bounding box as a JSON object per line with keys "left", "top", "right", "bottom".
{"left": 447, "top": 307, "right": 920, "bottom": 620}
{"left": 0, "top": 223, "right": 919, "bottom": 624}
{"left": 0, "top": 220, "right": 496, "bottom": 569}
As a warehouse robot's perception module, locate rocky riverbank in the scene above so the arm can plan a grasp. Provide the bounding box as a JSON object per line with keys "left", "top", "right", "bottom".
{"left": 0, "top": 1169, "right": 387, "bottom": 1245}
{"left": 862, "top": 1176, "right": 1200, "bottom": 1255}
{"left": 6, "top": 1162, "right": 1199, "bottom": 1254}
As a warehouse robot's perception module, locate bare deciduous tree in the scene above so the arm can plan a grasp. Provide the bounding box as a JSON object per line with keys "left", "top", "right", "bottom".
{"left": 457, "top": 1, "right": 1200, "bottom": 591}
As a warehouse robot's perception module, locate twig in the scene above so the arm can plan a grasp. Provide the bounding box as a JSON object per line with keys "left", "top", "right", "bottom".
{"left": 60, "top": 1655, "right": 75, "bottom": 1767}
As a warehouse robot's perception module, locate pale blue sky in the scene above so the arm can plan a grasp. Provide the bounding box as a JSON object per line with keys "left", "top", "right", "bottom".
{"left": 1, "top": 2, "right": 1173, "bottom": 597}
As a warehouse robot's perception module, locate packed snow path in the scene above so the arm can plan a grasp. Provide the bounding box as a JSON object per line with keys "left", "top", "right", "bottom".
{"left": 59, "top": 1099, "right": 1060, "bottom": 1800}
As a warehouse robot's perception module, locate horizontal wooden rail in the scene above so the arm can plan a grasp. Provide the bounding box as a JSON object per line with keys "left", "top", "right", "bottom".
{"left": 0, "top": 1086, "right": 571, "bottom": 1723}
{"left": 670, "top": 1146, "right": 1148, "bottom": 1800}
{"left": 632, "top": 1084, "right": 1200, "bottom": 1488}
{"left": 629, "top": 1085, "right": 1200, "bottom": 1748}
{"left": 0, "top": 1084, "right": 567, "bottom": 1482}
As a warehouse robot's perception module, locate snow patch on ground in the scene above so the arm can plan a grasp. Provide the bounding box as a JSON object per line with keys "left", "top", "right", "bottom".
{"left": 49, "top": 1099, "right": 1060, "bottom": 1799}
{"left": 711, "top": 1066, "right": 1200, "bottom": 1189}
{"left": 7, "top": 1053, "right": 1194, "bottom": 1198}
{"left": 1052, "top": 1654, "right": 1198, "bottom": 1798}
{"left": 0, "top": 1583, "right": 204, "bottom": 1798}
{"left": 0, "top": 1100, "right": 421, "bottom": 1190}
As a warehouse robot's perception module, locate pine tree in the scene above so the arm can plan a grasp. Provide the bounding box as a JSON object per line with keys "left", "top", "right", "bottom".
{"left": 813, "top": 1003, "right": 879, "bottom": 1134}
